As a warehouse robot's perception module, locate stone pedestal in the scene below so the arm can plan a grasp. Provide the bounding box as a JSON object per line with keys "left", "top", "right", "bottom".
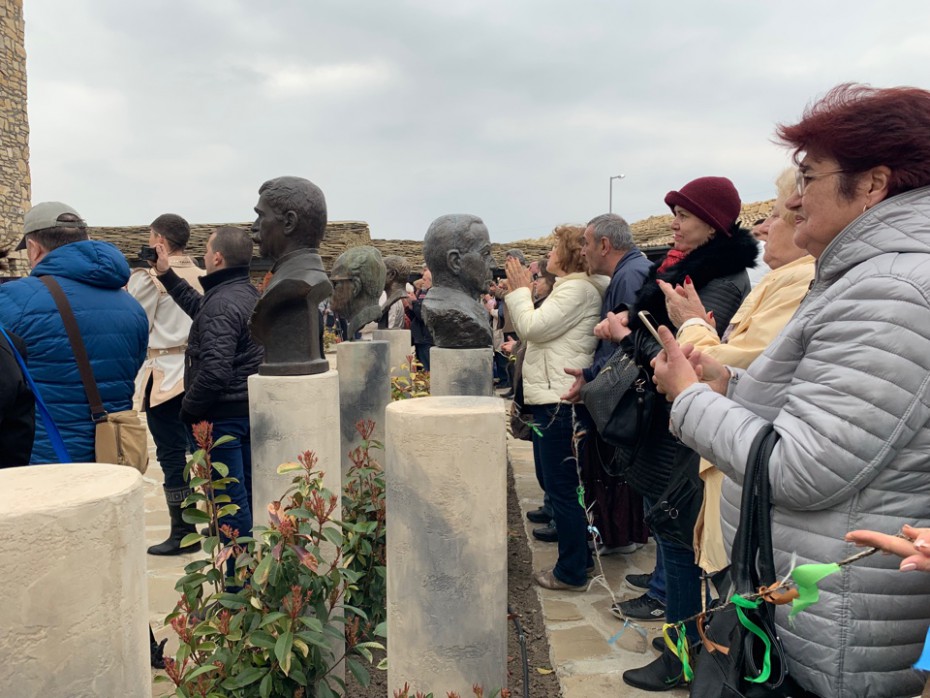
{"left": 429, "top": 346, "right": 493, "bottom": 396}
{"left": 249, "top": 371, "right": 342, "bottom": 519}
{"left": 249, "top": 372, "right": 344, "bottom": 691}
{"left": 0, "top": 464, "right": 149, "bottom": 697}
{"left": 386, "top": 397, "right": 507, "bottom": 695}
{"left": 337, "top": 341, "right": 390, "bottom": 479}
{"left": 372, "top": 328, "right": 413, "bottom": 377}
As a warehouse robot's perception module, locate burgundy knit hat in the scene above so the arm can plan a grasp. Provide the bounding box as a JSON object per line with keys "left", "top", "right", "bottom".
{"left": 664, "top": 176, "right": 741, "bottom": 236}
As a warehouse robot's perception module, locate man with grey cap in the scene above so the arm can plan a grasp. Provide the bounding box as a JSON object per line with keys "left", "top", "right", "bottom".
{"left": 0, "top": 202, "right": 147, "bottom": 464}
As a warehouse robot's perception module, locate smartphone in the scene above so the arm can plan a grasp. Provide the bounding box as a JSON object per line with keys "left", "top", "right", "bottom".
{"left": 637, "top": 310, "right": 663, "bottom": 344}
{"left": 138, "top": 245, "right": 158, "bottom": 262}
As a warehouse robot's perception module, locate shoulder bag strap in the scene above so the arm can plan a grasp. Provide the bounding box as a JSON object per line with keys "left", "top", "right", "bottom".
{"left": 39, "top": 276, "right": 108, "bottom": 422}
{"left": 0, "top": 325, "right": 72, "bottom": 463}
{"left": 730, "top": 424, "right": 776, "bottom": 591}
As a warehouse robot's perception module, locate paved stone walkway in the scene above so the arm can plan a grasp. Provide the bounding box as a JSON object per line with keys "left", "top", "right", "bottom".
{"left": 508, "top": 435, "right": 688, "bottom": 697}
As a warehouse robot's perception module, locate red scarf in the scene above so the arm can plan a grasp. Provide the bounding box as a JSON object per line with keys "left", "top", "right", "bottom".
{"left": 657, "top": 248, "right": 688, "bottom": 274}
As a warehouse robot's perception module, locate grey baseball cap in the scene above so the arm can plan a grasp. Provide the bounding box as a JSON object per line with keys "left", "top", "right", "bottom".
{"left": 15, "top": 201, "right": 87, "bottom": 250}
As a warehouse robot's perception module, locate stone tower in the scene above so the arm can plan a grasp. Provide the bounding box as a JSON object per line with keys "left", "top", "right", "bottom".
{"left": 0, "top": 0, "right": 30, "bottom": 274}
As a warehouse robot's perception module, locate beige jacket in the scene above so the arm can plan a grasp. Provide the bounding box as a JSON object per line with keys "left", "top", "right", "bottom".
{"left": 677, "top": 254, "right": 815, "bottom": 572}
{"left": 128, "top": 256, "right": 205, "bottom": 408}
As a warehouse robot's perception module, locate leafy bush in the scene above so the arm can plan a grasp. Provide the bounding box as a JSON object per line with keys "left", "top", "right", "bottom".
{"left": 391, "top": 355, "right": 430, "bottom": 400}
{"left": 158, "top": 422, "right": 383, "bottom": 698}
{"left": 341, "top": 420, "right": 387, "bottom": 642}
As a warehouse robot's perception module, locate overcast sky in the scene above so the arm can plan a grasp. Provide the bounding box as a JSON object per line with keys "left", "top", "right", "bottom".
{"left": 23, "top": 1, "right": 930, "bottom": 242}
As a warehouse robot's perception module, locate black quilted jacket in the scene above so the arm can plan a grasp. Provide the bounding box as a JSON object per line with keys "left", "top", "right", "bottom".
{"left": 161, "top": 266, "right": 264, "bottom": 423}
{"left": 619, "top": 223, "right": 757, "bottom": 501}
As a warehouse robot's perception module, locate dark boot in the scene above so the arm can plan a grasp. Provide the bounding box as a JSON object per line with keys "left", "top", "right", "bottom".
{"left": 622, "top": 647, "right": 689, "bottom": 691}
{"left": 150, "top": 626, "right": 167, "bottom": 669}
{"left": 148, "top": 486, "right": 201, "bottom": 556}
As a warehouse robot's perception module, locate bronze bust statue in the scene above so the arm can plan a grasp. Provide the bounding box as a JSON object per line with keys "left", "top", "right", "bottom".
{"left": 379, "top": 255, "right": 411, "bottom": 329}
{"left": 421, "top": 214, "right": 495, "bottom": 348}
{"left": 249, "top": 176, "right": 332, "bottom": 375}
{"left": 330, "top": 245, "right": 386, "bottom": 339}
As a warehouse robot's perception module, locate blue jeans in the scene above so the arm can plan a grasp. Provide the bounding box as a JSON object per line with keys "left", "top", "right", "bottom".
{"left": 655, "top": 532, "right": 703, "bottom": 644}
{"left": 187, "top": 416, "right": 253, "bottom": 542}
{"left": 529, "top": 403, "right": 592, "bottom": 586}
{"left": 643, "top": 497, "right": 667, "bottom": 606}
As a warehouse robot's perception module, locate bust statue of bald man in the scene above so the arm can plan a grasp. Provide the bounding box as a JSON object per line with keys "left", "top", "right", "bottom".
{"left": 249, "top": 176, "right": 332, "bottom": 375}
{"left": 330, "top": 246, "right": 386, "bottom": 339}
{"left": 421, "top": 214, "right": 494, "bottom": 348}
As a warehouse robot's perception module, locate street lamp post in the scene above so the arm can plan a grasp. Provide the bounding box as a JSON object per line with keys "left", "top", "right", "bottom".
{"left": 609, "top": 174, "right": 626, "bottom": 213}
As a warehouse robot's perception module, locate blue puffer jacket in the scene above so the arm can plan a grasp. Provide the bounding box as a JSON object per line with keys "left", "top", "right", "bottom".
{"left": 0, "top": 241, "right": 147, "bottom": 464}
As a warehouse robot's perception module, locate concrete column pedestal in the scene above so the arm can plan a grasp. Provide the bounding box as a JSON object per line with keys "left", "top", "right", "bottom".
{"left": 249, "top": 371, "right": 342, "bottom": 519}
{"left": 372, "top": 329, "right": 413, "bottom": 379}
{"left": 337, "top": 341, "right": 390, "bottom": 479}
{"left": 429, "top": 347, "right": 493, "bottom": 396}
{"left": 386, "top": 396, "right": 507, "bottom": 695}
{"left": 0, "top": 463, "right": 149, "bottom": 697}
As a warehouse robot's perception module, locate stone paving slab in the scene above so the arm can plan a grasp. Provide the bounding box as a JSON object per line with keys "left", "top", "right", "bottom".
{"left": 507, "top": 435, "right": 689, "bottom": 697}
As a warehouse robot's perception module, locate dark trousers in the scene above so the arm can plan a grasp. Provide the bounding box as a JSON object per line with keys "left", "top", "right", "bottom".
{"left": 145, "top": 393, "right": 188, "bottom": 490}
{"left": 186, "top": 416, "right": 253, "bottom": 542}
{"left": 655, "top": 530, "right": 703, "bottom": 644}
{"left": 414, "top": 343, "right": 432, "bottom": 372}
{"left": 529, "top": 403, "right": 592, "bottom": 586}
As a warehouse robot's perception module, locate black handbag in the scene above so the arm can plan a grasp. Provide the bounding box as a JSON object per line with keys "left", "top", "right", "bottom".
{"left": 580, "top": 331, "right": 656, "bottom": 475}
{"left": 644, "top": 447, "right": 703, "bottom": 550}
{"left": 689, "top": 425, "right": 789, "bottom": 697}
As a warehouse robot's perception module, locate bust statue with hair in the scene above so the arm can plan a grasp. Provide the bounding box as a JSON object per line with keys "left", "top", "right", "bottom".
{"left": 379, "top": 255, "right": 411, "bottom": 329}
{"left": 249, "top": 176, "right": 332, "bottom": 375}
{"left": 421, "top": 214, "right": 495, "bottom": 348}
{"left": 330, "top": 246, "right": 387, "bottom": 339}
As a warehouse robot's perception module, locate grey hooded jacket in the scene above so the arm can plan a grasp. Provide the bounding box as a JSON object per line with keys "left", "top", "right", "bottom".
{"left": 670, "top": 186, "right": 930, "bottom": 698}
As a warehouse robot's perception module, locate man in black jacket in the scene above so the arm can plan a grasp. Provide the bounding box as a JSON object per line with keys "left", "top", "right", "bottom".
{"left": 153, "top": 226, "right": 263, "bottom": 551}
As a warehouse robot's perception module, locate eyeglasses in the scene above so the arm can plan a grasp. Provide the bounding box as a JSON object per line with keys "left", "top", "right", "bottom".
{"left": 795, "top": 168, "right": 845, "bottom": 197}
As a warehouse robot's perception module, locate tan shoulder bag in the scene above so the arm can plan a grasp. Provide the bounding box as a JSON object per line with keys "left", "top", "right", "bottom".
{"left": 40, "top": 276, "right": 149, "bottom": 473}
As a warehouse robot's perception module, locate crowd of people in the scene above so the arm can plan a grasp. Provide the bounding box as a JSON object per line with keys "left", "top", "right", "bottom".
{"left": 2, "top": 83, "right": 930, "bottom": 696}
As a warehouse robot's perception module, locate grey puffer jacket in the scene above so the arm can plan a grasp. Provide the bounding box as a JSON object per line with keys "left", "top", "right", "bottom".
{"left": 670, "top": 186, "right": 930, "bottom": 698}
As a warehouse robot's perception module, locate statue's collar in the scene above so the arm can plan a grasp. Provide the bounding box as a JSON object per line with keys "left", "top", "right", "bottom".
{"left": 271, "top": 248, "right": 324, "bottom": 274}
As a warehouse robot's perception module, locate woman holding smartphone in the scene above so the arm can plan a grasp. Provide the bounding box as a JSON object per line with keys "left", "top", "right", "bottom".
{"left": 600, "top": 176, "right": 758, "bottom": 691}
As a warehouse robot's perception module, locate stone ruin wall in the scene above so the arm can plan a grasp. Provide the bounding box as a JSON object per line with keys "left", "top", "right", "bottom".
{"left": 0, "top": 0, "right": 29, "bottom": 274}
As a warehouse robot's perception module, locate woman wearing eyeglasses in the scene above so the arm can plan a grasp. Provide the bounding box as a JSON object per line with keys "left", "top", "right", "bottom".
{"left": 653, "top": 84, "right": 930, "bottom": 697}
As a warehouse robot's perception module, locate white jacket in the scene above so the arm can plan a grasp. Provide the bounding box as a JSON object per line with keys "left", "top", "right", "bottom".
{"left": 506, "top": 272, "right": 608, "bottom": 405}
{"left": 128, "top": 256, "right": 204, "bottom": 407}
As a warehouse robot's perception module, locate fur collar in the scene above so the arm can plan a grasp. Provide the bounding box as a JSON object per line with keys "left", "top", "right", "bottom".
{"left": 629, "top": 223, "right": 758, "bottom": 331}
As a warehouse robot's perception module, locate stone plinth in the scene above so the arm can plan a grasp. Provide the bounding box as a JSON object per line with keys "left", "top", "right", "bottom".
{"left": 429, "top": 347, "right": 493, "bottom": 396}
{"left": 249, "top": 371, "right": 342, "bottom": 516}
{"left": 372, "top": 329, "right": 413, "bottom": 378}
{"left": 0, "top": 463, "right": 149, "bottom": 697}
{"left": 386, "top": 397, "right": 507, "bottom": 695}
{"left": 248, "top": 372, "right": 344, "bottom": 691}
{"left": 337, "top": 341, "right": 390, "bottom": 479}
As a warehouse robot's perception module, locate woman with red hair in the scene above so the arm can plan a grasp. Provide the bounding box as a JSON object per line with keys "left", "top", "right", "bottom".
{"left": 654, "top": 84, "right": 930, "bottom": 697}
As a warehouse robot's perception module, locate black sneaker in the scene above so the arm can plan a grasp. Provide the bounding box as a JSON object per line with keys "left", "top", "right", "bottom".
{"left": 532, "top": 524, "right": 558, "bottom": 543}
{"left": 611, "top": 592, "right": 666, "bottom": 621}
{"left": 625, "top": 572, "right": 652, "bottom": 592}
{"left": 526, "top": 507, "right": 552, "bottom": 524}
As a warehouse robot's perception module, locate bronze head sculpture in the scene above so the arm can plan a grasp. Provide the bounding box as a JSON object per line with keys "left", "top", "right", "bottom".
{"left": 379, "top": 255, "right": 411, "bottom": 329}
{"left": 249, "top": 176, "right": 332, "bottom": 375}
{"left": 421, "top": 214, "right": 495, "bottom": 348}
{"left": 330, "top": 245, "right": 386, "bottom": 339}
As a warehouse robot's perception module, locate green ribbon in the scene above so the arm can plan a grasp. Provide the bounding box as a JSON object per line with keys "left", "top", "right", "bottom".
{"left": 730, "top": 594, "right": 772, "bottom": 684}
{"left": 789, "top": 563, "right": 840, "bottom": 618}
{"left": 662, "top": 622, "right": 693, "bottom": 682}
{"left": 576, "top": 485, "right": 585, "bottom": 509}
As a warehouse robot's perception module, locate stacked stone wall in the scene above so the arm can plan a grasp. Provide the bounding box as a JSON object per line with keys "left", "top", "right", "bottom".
{"left": 0, "top": 0, "right": 29, "bottom": 275}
